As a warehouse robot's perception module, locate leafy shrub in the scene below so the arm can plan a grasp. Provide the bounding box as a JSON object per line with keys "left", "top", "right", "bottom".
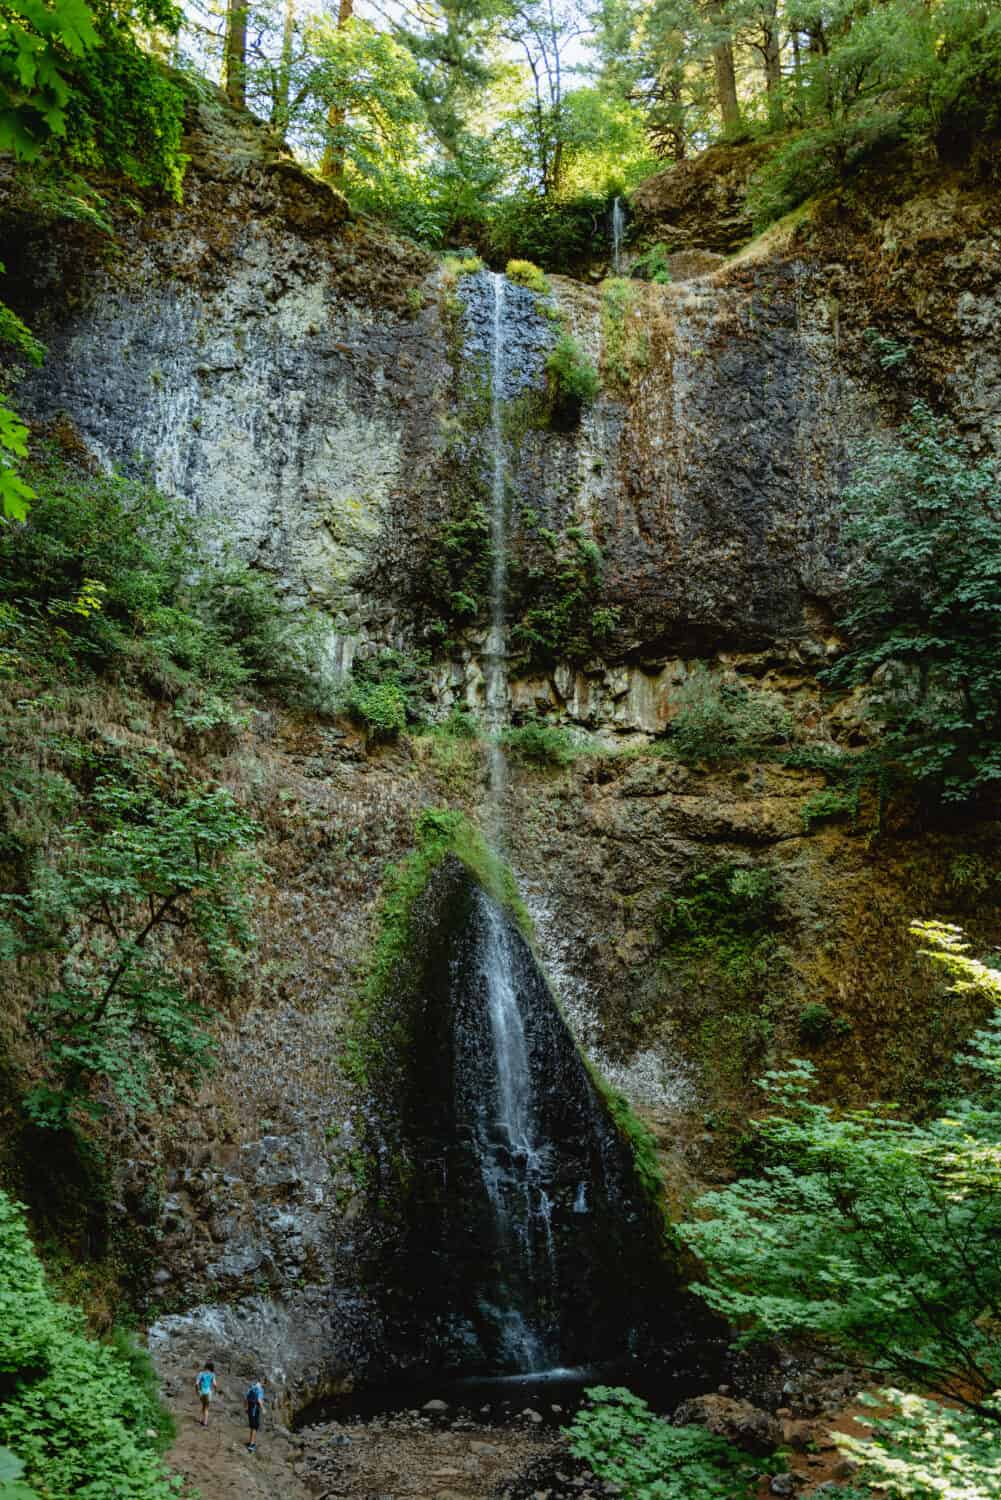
{"left": 798, "top": 1002, "right": 850, "bottom": 1044}
{"left": 502, "top": 715, "right": 577, "bottom": 767}
{"left": 568, "top": 1386, "right": 758, "bottom": 1500}
{"left": 485, "top": 192, "right": 613, "bottom": 272}
{"left": 543, "top": 333, "right": 600, "bottom": 428}
{"left": 343, "top": 649, "right": 431, "bottom": 738}
{"left": 0, "top": 753, "right": 261, "bottom": 1127}
{"left": 509, "top": 525, "right": 611, "bottom": 669}
{"left": 825, "top": 403, "right": 1001, "bottom": 802}
{"left": 505, "top": 258, "right": 550, "bottom": 293}
{"left": 442, "top": 253, "right": 484, "bottom": 278}
{"left": 631, "top": 242, "right": 672, "bottom": 283}
{"left": 671, "top": 666, "right": 791, "bottom": 765}
{"left": 0, "top": 1191, "right": 178, "bottom": 1500}
{"left": 746, "top": 114, "right": 901, "bottom": 229}
{"left": 0, "top": 453, "right": 327, "bottom": 712}
{"left": 680, "top": 921, "right": 1001, "bottom": 1412}
{"left": 839, "top": 1387, "right": 1001, "bottom": 1500}
{"left": 800, "top": 788, "right": 858, "bottom": 833}
{"left": 659, "top": 864, "right": 780, "bottom": 954}
{"left": 192, "top": 563, "right": 329, "bottom": 711}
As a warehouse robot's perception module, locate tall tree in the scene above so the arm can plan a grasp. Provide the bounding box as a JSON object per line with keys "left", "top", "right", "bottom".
{"left": 321, "top": 0, "right": 354, "bottom": 178}
{"left": 224, "top": 0, "right": 248, "bottom": 104}
{"left": 706, "top": 0, "right": 740, "bottom": 129}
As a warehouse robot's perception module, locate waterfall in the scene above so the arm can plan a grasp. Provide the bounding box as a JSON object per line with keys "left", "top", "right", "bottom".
{"left": 470, "top": 891, "right": 551, "bottom": 1369}
{"left": 484, "top": 272, "right": 509, "bottom": 826}
{"left": 374, "top": 268, "right": 699, "bottom": 1387}
{"left": 611, "top": 196, "right": 626, "bottom": 274}
{"left": 472, "top": 274, "right": 555, "bottom": 1370}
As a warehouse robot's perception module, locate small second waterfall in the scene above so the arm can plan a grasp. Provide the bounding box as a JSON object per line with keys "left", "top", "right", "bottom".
{"left": 611, "top": 196, "right": 626, "bottom": 273}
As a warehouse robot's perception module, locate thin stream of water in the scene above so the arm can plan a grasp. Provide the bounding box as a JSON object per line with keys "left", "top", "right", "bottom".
{"left": 611, "top": 197, "right": 625, "bottom": 274}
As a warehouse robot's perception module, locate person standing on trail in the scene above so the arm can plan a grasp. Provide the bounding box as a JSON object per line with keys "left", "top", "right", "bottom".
{"left": 245, "top": 1376, "right": 266, "bottom": 1452}
{"left": 195, "top": 1361, "right": 216, "bottom": 1427}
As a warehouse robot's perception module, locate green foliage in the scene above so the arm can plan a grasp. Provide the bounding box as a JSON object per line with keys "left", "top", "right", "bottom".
{"left": 680, "top": 922, "right": 1001, "bottom": 1412}
{"left": 797, "top": 1001, "right": 850, "bottom": 1044}
{"left": 0, "top": 0, "right": 100, "bottom": 162}
{"left": 671, "top": 666, "right": 791, "bottom": 765}
{"left": 0, "top": 1190, "right": 179, "bottom": 1499}
{"left": 658, "top": 863, "right": 781, "bottom": 988}
{"left": 568, "top": 1386, "right": 759, "bottom": 1500}
{"left": 423, "top": 497, "right": 492, "bottom": 643}
{"left": 601, "top": 277, "right": 648, "bottom": 390}
{"left": 839, "top": 1387, "right": 1001, "bottom": 1499}
{"left": 657, "top": 863, "right": 785, "bottom": 1087}
{"left": 510, "top": 524, "right": 613, "bottom": 669}
{"left": 0, "top": 403, "right": 35, "bottom": 524}
{"left": 485, "top": 191, "right": 619, "bottom": 272}
{"left": 544, "top": 332, "right": 600, "bottom": 427}
{"left": 505, "top": 258, "right": 550, "bottom": 293}
{"left": 1, "top": 750, "right": 260, "bottom": 1127}
{"left": 442, "top": 253, "right": 484, "bottom": 278}
{"left": 826, "top": 403, "right": 1001, "bottom": 802}
{"left": 342, "top": 649, "right": 431, "bottom": 738}
{"left": 62, "top": 25, "right": 187, "bottom": 200}
{"left": 800, "top": 787, "right": 858, "bottom": 833}
{"left": 630, "top": 242, "right": 672, "bottom": 284}
{"left": 0, "top": 452, "right": 326, "bottom": 711}
{"left": 501, "top": 714, "right": 577, "bottom": 768}
{"left": 0, "top": 0, "right": 185, "bottom": 197}
{"left": 0, "top": 1446, "right": 40, "bottom": 1499}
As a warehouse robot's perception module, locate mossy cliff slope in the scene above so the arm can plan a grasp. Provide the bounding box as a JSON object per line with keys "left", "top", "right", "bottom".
{"left": 2, "top": 104, "right": 1001, "bottom": 1416}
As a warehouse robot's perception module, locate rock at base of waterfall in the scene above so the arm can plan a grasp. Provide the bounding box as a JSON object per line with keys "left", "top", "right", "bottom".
{"left": 423, "top": 1399, "right": 450, "bottom": 1412}
{"left": 672, "top": 1394, "right": 782, "bottom": 1454}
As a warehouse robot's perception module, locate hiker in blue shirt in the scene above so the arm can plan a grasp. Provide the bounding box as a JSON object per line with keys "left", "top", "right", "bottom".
{"left": 245, "top": 1376, "right": 266, "bottom": 1452}
{"left": 195, "top": 1361, "right": 216, "bottom": 1427}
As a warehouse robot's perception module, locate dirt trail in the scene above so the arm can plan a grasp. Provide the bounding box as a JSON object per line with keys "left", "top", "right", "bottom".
{"left": 163, "top": 1361, "right": 310, "bottom": 1500}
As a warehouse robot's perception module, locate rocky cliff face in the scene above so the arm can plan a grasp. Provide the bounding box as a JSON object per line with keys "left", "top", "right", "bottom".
{"left": 2, "top": 98, "right": 891, "bottom": 734}
{"left": 5, "top": 99, "right": 1001, "bottom": 1417}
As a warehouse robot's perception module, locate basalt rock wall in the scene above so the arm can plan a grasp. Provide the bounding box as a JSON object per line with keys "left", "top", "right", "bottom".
{"left": 2, "top": 104, "right": 956, "bottom": 735}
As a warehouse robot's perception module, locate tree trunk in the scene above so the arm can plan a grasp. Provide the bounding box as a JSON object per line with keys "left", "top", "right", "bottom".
{"left": 762, "top": 0, "right": 783, "bottom": 120}
{"left": 707, "top": 1, "right": 740, "bottom": 132}
{"left": 321, "top": 0, "right": 354, "bottom": 182}
{"left": 223, "top": 0, "right": 248, "bottom": 108}
{"left": 273, "top": 0, "right": 296, "bottom": 134}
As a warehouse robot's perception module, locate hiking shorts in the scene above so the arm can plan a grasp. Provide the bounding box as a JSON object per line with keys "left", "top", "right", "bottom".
{"left": 248, "top": 1404, "right": 261, "bottom": 1431}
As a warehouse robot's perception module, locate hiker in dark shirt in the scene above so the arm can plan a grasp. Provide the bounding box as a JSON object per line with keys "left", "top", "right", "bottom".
{"left": 245, "top": 1376, "right": 266, "bottom": 1452}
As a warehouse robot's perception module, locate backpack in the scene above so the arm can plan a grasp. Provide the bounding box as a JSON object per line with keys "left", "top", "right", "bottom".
{"left": 246, "top": 1384, "right": 262, "bottom": 1409}
{"left": 197, "top": 1371, "right": 213, "bottom": 1395}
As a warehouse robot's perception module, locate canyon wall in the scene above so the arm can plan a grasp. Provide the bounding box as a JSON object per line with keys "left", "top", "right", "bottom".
{"left": 5, "top": 95, "right": 1001, "bottom": 1413}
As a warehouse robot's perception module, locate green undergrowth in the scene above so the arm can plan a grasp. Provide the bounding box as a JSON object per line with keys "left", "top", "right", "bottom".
{"left": 0, "top": 448, "right": 330, "bottom": 718}
{"left": 344, "top": 807, "right": 530, "bottom": 1087}
{"left": 0, "top": 1190, "right": 177, "bottom": 1500}
{"left": 656, "top": 863, "right": 792, "bottom": 1098}
{"left": 589, "top": 1073, "right": 674, "bottom": 1245}
{"left": 341, "top": 648, "right": 434, "bottom": 738}
{"left": 569, "top": 1386, "right": 760, "bottom": 1500}
{"left": 600, "top": 278, "right": 649, "bottom": 391}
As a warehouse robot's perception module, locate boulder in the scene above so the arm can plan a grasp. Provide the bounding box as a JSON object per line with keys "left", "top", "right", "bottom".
{"left": 673, "top": 1394, "right": 782, "bottom": 1454}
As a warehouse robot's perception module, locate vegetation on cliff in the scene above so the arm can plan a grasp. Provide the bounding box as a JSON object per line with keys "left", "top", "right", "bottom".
{"left": 0, "top": 453, "right": 328, "bottom": 1130}
{"left": 0, "top": 1190, "right": 176, "bottom": 1499}
{"left": 679, "top": 921, "right": 1001, "bottom": 1494}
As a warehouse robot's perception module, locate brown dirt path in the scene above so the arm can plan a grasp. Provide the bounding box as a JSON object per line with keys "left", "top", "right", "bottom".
{"left": 162, "top": 1361, "right": 310, "bottom": 1500}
